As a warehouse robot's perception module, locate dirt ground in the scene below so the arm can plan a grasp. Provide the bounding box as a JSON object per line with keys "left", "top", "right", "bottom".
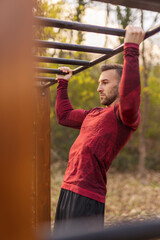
{"left": 51, "top": 162, "right": 160, "bottom": 227}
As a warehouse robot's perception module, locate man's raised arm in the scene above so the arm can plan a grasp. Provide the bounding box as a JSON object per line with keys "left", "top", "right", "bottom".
{"left": 55, "top": 67, "right": 90, "bottom": 129}
{"left": 118, "top": 26, "right": 145, "bottom": 130}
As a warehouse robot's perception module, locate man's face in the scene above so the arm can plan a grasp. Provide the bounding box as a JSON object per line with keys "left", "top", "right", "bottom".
{"left": 97, "top": 69, "right": 120, "bottom": 106}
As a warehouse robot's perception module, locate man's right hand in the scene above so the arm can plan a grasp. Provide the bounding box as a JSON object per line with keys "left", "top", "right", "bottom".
{"left": 56, "top": 67, "right": 72, "bottom": 81}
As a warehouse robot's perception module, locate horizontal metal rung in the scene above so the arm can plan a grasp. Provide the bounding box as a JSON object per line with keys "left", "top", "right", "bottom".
{"left": 73, "top": 24, "right": 160, "bottom": 75}
{"left": 34, "top": 16, "right": 126, "bottom": 37}
{"left": 34, "top": 17, "right": 160, "bottom": 40}
{"left": 35, "top": 76, "right": 57, "bottom": 82}
{"left": 43, "top": 82, "right": 56, "bottom": 88}
{"left": 145, "top": 25, "right": 160, "bottom": 39}
{"left": 73, "top": 45, "right": 123, "bottom": 75}
{"left": 34, "top": 56, "right": 90, "bottom": 66}
{"left": 35, "top": 67, "right": 67, "bottom": 75}
{"left": 35, "top": 40, "right": 113, "bottom": 54}
{"left": 49, "top": 218, "right": 160, "bottom": 240}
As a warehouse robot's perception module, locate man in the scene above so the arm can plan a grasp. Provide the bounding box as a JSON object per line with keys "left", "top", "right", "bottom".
{"left": 54, "top": 26, "right": 145, "bottom": 232}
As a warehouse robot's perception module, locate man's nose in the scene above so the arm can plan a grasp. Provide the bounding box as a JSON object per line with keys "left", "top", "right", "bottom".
{"left": 97, "top": 84, "right": 103, "bottom": 92}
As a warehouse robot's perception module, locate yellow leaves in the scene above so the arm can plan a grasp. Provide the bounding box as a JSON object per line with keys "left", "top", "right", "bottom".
{"left": 141, "top": 68, "right": 160, "bottom": 101}
{"left": 50, "top": 111, "right": 54, "bottom": 119}
{"left": 78, "top": 79, "right": 83, "bottom": 85}
{"left": 81, "top": 90, "right": 88, "bottom": 96}
{"left": 142, "top": 87, "right": 150, "bottom": 95}
{"left": 89, "top": 92, "right": 94, "bottom": 97}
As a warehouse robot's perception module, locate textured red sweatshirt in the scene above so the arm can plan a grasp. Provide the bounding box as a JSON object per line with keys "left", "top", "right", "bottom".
{"left": 55, "top": 43, "right": 141, "bottom": 203}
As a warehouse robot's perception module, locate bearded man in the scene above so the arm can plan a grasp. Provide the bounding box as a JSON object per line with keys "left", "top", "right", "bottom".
{"left": 54, "top": 25, "right": 145, "bottom": 232}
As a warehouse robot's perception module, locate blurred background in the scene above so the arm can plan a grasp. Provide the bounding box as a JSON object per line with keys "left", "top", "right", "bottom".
{"left": 33, "top": 0, "right": 160, "bottom": 228}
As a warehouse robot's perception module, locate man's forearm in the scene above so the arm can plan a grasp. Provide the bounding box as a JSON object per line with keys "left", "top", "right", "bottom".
{"left": 119, "top": 43, "right": 141, "bottom": 129}
{"left": 55, "top": 79, "right": 89, "bottom": 129}
{"left": 55, "top": 79, "right": 74, "bottom": 124}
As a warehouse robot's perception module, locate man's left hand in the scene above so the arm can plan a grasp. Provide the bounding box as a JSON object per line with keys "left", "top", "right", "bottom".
{"left": 124, "top": 26, "right": 145, "bottom": 45}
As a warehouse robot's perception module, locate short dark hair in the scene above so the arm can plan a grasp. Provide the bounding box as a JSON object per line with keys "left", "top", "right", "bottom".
{"left": 100, "top": 64, "right": 123, "bottom": 81}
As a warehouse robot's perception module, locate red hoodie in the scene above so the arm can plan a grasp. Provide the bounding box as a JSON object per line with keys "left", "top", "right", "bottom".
{"left": 55, "top": 43, "right": 141, "bottom": 203}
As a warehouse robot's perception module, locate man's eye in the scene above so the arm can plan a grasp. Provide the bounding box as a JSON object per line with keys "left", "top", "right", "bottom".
{"left": 103, "top": 82, "right": 108, "bottom": 84}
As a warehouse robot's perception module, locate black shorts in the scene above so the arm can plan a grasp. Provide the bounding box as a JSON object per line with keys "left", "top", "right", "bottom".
{"left": 54, "top": 188, "right": 105, "bottom": 235}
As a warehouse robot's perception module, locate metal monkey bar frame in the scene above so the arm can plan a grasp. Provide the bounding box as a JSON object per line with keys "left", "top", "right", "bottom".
{"left": 35, "top": 16, "right": 160, "bottom": 88}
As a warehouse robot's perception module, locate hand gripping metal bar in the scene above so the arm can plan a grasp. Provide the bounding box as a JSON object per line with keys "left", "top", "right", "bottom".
{"left": 35, "top": 16, "right": 160, "bottom": 38}
{"left": 35, "top": 22, "right": 160, "bottom": 85}
{"left": 73, "top": 25, "right": 160, "bottom": 75}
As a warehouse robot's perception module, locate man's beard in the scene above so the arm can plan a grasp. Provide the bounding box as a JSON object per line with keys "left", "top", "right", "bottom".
{"left": 100, "top": 86, "right": 119, "bottom": 106}
{"left": 101, "top": 95, "right": 118, "bottom": 106}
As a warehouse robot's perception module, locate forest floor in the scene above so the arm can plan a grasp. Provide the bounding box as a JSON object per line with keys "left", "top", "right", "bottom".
{"left": 51, "top": 161, "right": 160, "bottom": 227}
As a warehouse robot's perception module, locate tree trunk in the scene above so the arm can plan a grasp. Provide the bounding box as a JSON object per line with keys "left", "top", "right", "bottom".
{"left": 138, "top": 10, "right": 149, "bottom": 181}
{"left": 139, "top": 93, "right": 148, "bottom": 180}
{"left": 104, "top": 4, "right": 110, "bottom": 48}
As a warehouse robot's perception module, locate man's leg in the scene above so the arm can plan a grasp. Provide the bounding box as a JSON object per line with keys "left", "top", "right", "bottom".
{"left": 54, "top": 188, "right": 104, "bottom": 235}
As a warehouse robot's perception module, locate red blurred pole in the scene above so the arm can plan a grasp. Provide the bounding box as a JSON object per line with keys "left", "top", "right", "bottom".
{"left": 0, "top": 0, "right": 34, "bottom": 239}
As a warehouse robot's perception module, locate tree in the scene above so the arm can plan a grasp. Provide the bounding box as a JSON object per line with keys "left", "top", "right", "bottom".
{"left": 116, "top": 6, "right": 135, "bottom": 63}
{"left": 138, "top": 10, "right": 148, "bottom": 180}
{"left": 112, "top": 6, "right": 160, "bottom": 173}
{"left": 138, "top": 10, "right": 160, "bottom": 180}
{"left": 33, "top": 0, "right": 65, "bottom": 56}
{"left": 73, "top": 0, "right": 90, "bottom": 60}
{"left": 74, "top": 0, "right": 88, "bottom": 44}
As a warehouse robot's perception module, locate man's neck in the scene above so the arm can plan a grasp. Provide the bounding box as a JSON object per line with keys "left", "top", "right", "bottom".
{"left": 106, "top": 97, "right": 120, "bottom": 108}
